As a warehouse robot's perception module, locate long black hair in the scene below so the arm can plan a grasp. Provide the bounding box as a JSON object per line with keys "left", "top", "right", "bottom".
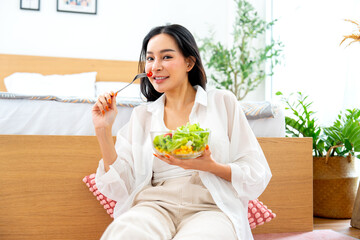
{"left": 138, "top": 24, "right": 207, "bottom": 102}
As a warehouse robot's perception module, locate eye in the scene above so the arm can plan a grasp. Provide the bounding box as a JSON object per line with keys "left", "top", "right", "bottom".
{"left": 164, "top": 56, "right": 173, "bottom": 60}
{"left": 146, "top": 56, "right": 154, "bottom": 61}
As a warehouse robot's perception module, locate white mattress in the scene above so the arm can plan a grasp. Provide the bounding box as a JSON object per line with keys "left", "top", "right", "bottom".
{"left": 0, "top": 95, "right": 285, "bottom": 137}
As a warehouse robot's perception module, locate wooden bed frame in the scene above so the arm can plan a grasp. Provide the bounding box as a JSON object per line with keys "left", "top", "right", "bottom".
{"left": 0, "top": 136, "right": 313, "bottom": 239}
{"left": 0, "top": 54, "right": 314, "bottom": 239}
{"left": 0, "top": 54, "right": 139, "bottom": 91}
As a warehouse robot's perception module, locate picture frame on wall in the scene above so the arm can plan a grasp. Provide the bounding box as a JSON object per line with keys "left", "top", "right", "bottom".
{"left": 57, "top": 0, "right": 97, "bottom": 15}
{"left": 20, "top": 0, "right": 40, "bottom": 11}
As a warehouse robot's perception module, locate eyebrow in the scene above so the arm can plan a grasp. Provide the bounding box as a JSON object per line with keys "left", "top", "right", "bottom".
{"left": 146, "top": 49, "right": 176, "bottom": 54}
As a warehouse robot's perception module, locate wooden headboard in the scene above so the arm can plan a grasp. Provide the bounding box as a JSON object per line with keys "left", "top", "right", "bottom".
{"left": 0, "top": 54, "right": 139, "bottom": 92}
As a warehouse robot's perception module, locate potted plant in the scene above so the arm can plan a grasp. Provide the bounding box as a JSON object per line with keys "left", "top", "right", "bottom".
{"left": 275, "top": 91, "right": 325, "bottom": 157}
{"left": 199, "top": 0, "right": 283, "bottom": 100}
{"left": 314, "top": 109, "right": 360, "bottom": 219}
{"left": 277, "top": 91, "right": 360, "bottom": 219}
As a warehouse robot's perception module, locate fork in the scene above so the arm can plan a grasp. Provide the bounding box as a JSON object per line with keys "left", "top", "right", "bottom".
{"left": 115, "top": 72, "right": 151, "bottom": 95}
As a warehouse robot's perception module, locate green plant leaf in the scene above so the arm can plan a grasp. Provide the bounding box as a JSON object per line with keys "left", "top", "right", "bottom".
{"left": 345, "top": 139, "right": 353, "bottom": 151}
{"left": 346, "top": 123, "right": 360, "bottom": 142}
{"left": 353, "top": 138, "right": 360, "bottom": 152}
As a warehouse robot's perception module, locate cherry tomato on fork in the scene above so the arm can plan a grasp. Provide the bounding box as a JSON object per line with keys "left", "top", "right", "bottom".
{"left": 164, "top": 133, "right": 172, "bottom": 138}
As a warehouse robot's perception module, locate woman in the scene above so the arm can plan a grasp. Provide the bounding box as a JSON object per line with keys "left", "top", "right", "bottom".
{"left": 92, "top": 24, "right": 272, "bottom": 240}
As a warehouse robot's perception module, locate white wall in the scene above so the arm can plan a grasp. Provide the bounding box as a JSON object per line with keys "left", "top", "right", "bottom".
{"left": 0, "top": 0, "right": 267, "bottom": 101}
{"left": 0, "top": 0, "right": 230, "bottom": 60}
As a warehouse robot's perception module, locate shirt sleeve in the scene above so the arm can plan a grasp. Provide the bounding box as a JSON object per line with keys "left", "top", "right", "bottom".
{"left": 95, "top": 113, "right": 136, "bottom": 203}
{"left": 224, "top": 93, "right": 272, "bottom": 201}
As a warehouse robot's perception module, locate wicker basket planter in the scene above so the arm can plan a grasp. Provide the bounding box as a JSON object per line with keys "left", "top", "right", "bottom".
{"left": 351, "top": 184, "right": 360, "bottom": 228}
{"left": 313, "top": 154, "right": 358, "bottom": 218}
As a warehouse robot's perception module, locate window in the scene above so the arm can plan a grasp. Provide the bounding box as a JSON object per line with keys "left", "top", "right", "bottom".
{"left": 270, "top": 0, "right": 360, "bottom": 126}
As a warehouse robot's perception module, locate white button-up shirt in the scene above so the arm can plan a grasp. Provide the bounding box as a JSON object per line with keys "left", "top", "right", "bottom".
{"left": 96, "top": 86, "right": 272, "bottom": 240}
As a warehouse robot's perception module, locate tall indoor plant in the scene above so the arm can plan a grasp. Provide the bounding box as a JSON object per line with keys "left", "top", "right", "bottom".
{"left": 199, "top": 0, "right": 283, "bottom": 100}
{"left": 277, "top": 91, "right": 360, "bottom": 218}
{"left": 339, "top": 17, "right": 360, "bottom": 228}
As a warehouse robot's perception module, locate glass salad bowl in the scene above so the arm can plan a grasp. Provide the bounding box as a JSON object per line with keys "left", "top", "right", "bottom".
{"left": 150, "top": 123, "right": 210, "bottom": 159}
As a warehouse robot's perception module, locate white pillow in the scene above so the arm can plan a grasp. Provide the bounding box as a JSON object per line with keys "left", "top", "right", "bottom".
{"left": 4, "top": 72, "right": 97, "bottom": 98}
{"left": 95, "top": 82, "right": 142, "bottom": 99}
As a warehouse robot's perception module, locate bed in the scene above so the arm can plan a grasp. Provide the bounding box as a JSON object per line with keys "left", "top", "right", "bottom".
{"left": 0, "top": 54, "right": 313, "bottom": 239}
{"left": 0, "top": 94, "right": 284, "bottom": 137}
{"left": 0, "top": 54, "right": 285, "bottom": 137}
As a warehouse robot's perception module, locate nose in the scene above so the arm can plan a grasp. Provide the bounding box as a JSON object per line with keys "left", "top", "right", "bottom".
{"left": 152, "top": 59, "right": 163, "bottom": 72}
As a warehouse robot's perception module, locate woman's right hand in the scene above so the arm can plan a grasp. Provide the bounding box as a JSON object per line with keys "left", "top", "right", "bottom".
{"left": 92, "top": 91, "right": 118, "bottom": 130}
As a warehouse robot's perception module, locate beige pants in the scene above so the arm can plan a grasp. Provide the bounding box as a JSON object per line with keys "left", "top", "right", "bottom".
{"left": 100, "top": 172, "right": 237, "bottom": 240}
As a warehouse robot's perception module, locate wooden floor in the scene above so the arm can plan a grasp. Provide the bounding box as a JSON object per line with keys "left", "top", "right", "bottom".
{"left": 314, "top": 217, "right": 360, "bottom": 239}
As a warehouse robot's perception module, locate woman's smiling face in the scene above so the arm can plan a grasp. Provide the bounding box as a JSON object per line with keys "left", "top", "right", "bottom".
{"left": 145, "top": 33, "right": 191, "bottom": 93}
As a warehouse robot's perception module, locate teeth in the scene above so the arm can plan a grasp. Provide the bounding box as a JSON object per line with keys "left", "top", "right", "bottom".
{"left": 155, "top": 77, "right": 167, "bottom": 80}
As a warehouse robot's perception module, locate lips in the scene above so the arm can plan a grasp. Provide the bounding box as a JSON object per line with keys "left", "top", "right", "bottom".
{"left": 153, "top": 76, "right": 169, "bottom": 84}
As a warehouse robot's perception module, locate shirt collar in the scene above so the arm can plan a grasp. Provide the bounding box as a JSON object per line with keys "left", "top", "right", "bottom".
{"left": 146, "top": 93, "right": 165, "bottom": 113}
{"left": 193, "top": 85, "right": 207, "bottom": 107}
{"left": 146, "top": 85, "right": 207, "bottom": 112}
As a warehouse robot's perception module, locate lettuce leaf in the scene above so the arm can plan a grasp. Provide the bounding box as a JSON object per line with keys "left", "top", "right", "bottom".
{"left": 153, "top": 123, "right": 210, "bottom": 153}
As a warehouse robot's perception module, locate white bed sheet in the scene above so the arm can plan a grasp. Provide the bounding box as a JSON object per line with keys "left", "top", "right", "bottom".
{"left": 0, "top": 99, "right": 133, "bottom": 136}
{"left": 0, "top": 98, "right": 285, "bottom": 137}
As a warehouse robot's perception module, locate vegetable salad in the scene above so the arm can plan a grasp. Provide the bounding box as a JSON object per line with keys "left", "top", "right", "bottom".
{"left": 152, "top": 123, "right": 210, "bottom": 158}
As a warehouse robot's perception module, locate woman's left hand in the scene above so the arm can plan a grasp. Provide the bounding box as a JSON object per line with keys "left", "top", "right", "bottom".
{"left": 154, "top": 145, "right": 232, "bottom": 182}
{"left": 154, "top": 145, "right": 216, "bottom": 172}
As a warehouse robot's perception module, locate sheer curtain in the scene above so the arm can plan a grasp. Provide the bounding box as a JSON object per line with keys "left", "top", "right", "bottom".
{"left": 270, "top": 0, "right": 360, "bottom": 127}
